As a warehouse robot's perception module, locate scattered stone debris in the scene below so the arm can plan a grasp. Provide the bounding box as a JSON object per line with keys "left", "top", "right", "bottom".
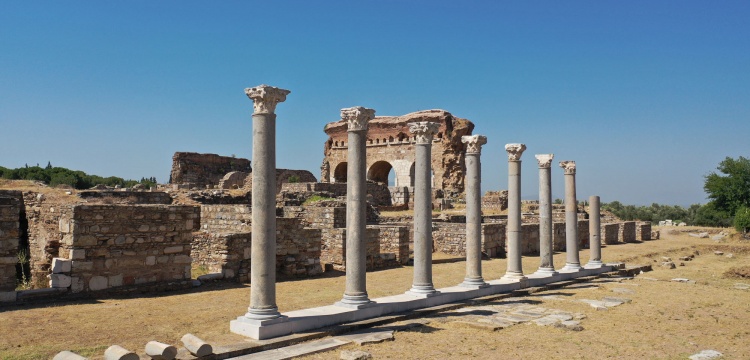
{"left": 337, "top": 329, "right": 395, "bottom": 345}
{"left": 612, "top": 288, "right": 635, "bottom": 294}
{"left": 712, "top": 235, "right": 726, "bottom": 241}
{"left": 340, "top": 350, "right": 373, "bottom": 360}
{"left": 714, "top": 251, "right": 724, "bottom": 256}
{"left": 671, "top": 278, "right": 696, "bottom": 284}
{"left": 579, "top": 297, "right": 630, "bottom": 311}
{"left": 725, "top": 253, "right": 734, "bottom": 258}
{"left": 689, "top": 349, "right": 723, "bottom": 360}
{"left": 554, "top": 320, "right": 584, "bottom": 331}
{"left": 734, "top": 283, "right": 750, "bottom": 290}
{"left": 660, "top": 261, "right": 676, "bottom": 269}
{"left": 637, "top": 276, "right": 660, "bottom": 281}
{"left": 441, "top": 301, "right": 588, "bottom": 331}
{"left": 679, "top": 255, "right": 695, "bottom": 261}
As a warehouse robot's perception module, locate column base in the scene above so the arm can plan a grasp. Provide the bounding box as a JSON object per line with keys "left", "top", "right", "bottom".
{"left": 245, "top": 307, "right": 283, "bottom": 321}
{"left": 560, "top": 263, "right": 583, "bottom": 272}
{"left": 406, "top": 284, "right": 440, "bottom": 298}
{"left": 230, "top": 314, "right": 289, "bottom": 340}
{"left": 459, "top": 278, "right": 489, "bottom": 289}
{"left": 501, "top": 272, "right": 527, "bottom": 282}
{"left": 532, "top": 267, "right": 559, "bottom": 277}
{"left": 584, "top": 260, "right": 603, "bottom": 269}
{"left": 335, "top": 294, "right": 376, "bottom": 309}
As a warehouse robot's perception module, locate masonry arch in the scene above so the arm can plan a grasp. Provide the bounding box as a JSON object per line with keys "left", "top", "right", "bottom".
{"left": 333, "top": 162, "right": 348, "bottom": 183}
{"left": 407, "top": 163, "right": 435, "bottom": 187}
{"left": 367, "top": 161, "right": 394, "bottom": 186}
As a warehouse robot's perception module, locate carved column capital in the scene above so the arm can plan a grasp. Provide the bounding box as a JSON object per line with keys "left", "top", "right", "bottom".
{"left": 535, "top": 154, "right": 554, "bottom": 168}
{"left": 245, "top": 84, "right": 290, "bottom": 115}
{"left": 462, "top": 135, "right": 488, "bottom": 155}
{"left": 505, "top": 143, "right": 527, "bottom": 161}
{"left": 408, "top": 121, "right": 441, "bottom": 144}
{"left": 559, "top": 161, "right": 576, "bottom": 174}
{"left": 341, "top": 106, "right": 375, "bottom": 132}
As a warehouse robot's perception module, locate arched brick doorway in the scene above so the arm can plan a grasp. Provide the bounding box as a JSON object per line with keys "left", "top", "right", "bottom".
{"left": 367, "top": 161, "right": 394, "bottom": 185}
{"left": 333, "top": 162, "right": 348, "bottom": 183}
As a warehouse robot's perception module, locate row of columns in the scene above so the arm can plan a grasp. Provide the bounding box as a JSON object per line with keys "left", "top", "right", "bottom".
{"left": 240, "top": 84, "right": 604, "bottom": 323}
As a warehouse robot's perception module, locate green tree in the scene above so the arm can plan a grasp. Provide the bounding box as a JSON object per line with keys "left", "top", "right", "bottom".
{"left": 704, "top": 156, "right": 750, "bottom": 216}
{"left": 734, "top": 206, "right": 750, "bottom": 233}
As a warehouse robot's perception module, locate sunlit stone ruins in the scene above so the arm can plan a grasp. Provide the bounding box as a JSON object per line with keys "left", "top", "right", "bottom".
{"left": 0, "top": 84, "right": 656, "bottom": 356}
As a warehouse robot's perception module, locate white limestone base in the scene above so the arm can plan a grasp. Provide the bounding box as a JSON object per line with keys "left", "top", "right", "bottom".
{"left": 230, "top": 265, "right": 616, "bottom": 340}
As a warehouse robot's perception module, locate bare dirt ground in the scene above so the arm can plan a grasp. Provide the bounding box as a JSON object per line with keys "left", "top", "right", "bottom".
{"left": 1, "top": 227, "right": 749, "bottom": 359}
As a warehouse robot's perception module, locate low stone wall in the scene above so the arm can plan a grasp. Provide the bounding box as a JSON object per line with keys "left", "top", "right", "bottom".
{"left": 578, "top": 220, "right": 590, "bottom": 249}
{"left": 602, "top": 223, "right": 620, "bottom": 244}
{"left": 77, "top": 191, "right": 172, "bottom": 205}
{"left": 619, "top": 221, "right": 637, "bottom": 243}
{"left": 283, "top": 206, "right": 346, "bottom": 229}
{"left": 480, "top": 223, "right": 505, "bottom": 258}
{"left": 433, "top": 223, "right": 466, "bottom": 255}
{"left": 23, "top": 192, "right": 72, "bottom": 286}
{"left": 200, "top": 205, "right": 252, "bottom": 233}
{"left": 0, "top": 191, "right": 22, "bottom": 292}
{"left": 276, "top": 218, "right": 324, "bottom": 277}
{"left": 58, "top": 204, "right": 200, "bottom": 293}
{"left": 481, "top": 190, "right": 508, "bottom": 211}
{"left": 636, "top": 222, "right": 652, "bottom": 241}
{"left": 278, "top": 182, "right": 391, "bottom": 206}
{"left": 320, "top": 225, "right": 409, "bottom": 271}
{"left": 520, "top": 224, "right": 540, "bottom": 255}
{"left": 552, "top": 222, "right": 566, "bottom": 251}
{"left": 389, "top": 186, "right": 412, "bottom": 206}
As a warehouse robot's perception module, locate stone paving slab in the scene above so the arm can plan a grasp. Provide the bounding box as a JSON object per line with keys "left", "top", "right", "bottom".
{"left": 229, "top": 338, "right": 349, "bottom": 360}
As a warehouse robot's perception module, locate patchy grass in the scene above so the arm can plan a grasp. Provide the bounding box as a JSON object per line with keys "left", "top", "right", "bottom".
{"left": 1, "top": 229, "right": 749, "bottom": 359}
{"left": 723, "top": 266, "right": 750, "bottom": 279}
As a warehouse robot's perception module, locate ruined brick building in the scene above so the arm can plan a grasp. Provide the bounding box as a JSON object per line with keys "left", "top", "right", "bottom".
{"left": 322, "top": 110, "right": 474, "bottom": 200}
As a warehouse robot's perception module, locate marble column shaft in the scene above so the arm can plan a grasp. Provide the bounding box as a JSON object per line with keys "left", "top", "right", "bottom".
{"left": 340, "top": 107, "right": 375, "bottom": 307}
{"left": 461, "top": 135, "right": 488, "bottom": 288}
{"left": 587, "top": 195, "right": 603, "bottom": 268}
{"left": 560, "top": 161, "right": 582, "bottom": 271}
{"left": 409, "top": 122, "right": 441, "bottom": 295}
{"left": 246, "top": 85, "right": 290, "bottom": 320}
{"left": 535, "top": 154, "right": 556, "bottom": 274}
{"left": 503, "top": 144, "right": 527, "bottom": 280}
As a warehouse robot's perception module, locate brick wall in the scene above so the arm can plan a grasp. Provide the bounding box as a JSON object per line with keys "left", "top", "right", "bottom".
{"left": 636, "top": 222, "right": 652, "bottom": 241}
{"left": 619, "top": 221, "right": 637, "bottom": 243}
{"left": 59, "top": 205, "right": 200, "bottom": 293}
{"left": 320, "top": 225, "right": 409, "bottom": 271}
{"left": 602, "top": 223, "right": 620, "bottom": 244}
{"left": 200, "top": 205, "right": 252, "bottom": 233}
{"left": 77, "top": 191, "right": 172, "bottom": 204}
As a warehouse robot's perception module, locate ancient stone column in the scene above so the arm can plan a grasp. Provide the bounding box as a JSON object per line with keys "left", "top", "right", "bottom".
{"left": 534, "top": 154, "right": 557, "bottom": 276}
{"left": 408, "top": 121, "right": 441, "bottom": 296}
{"left": 461, "top": 135, "right": 489, "bottom": 288}
{"left": 586, "top": 195, "right": 603, "bottom": 268}
{"left": 245, "top": 84, "right": 290, "bottom": 320}
{"left": 560, "top": 161, "right": 583, "bottom": 272}
{"left": 502, "top": 143, "right": 527, "bottom": 281}
{"left": 338, "top": 106, "right": 375, "bottom": 308}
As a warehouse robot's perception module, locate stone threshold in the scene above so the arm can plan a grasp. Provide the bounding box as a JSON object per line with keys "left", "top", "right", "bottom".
{"left": 185, "top": 264, "right": 649, "bottom": 360}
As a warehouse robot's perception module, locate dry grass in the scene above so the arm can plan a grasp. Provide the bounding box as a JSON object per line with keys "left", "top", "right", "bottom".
{"left": 1, "top": 230, "right": 749, "bottom": 359}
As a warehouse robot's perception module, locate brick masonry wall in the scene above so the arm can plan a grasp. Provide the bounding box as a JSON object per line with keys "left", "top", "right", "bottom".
{"left": 482, "top": 191, "right": 508, "bottom": 211}
{"left": 578, "top": 220, "right": 590, "bottom": 249}
{"left": 619, "top": 221, "right": 637, "bottom": 243}
{"left": 434, "top": 223, "right": 467, "bottom": 255}
{"left": 480, "top": 223, "right": 505, "bottom": 258}
{"left": 520, "top": 224, "right": 540, "bottom": 255}
{"left": 320, "top": 225, "right": 409, "bottom": 271}
{"left": 23, "top": 192, "right": 72, "bottom": 286}
{"left": 200, "top": 205, "right": 252, "bottom": 233}
{"left": 0, "top": 191, "right": 22, "bottom": 291}
{"left": 77, "top": 191, "right": 173, "bottom": 205}
{"left": 59, "top": 205, "right": 200, "bottom": 293}
{"left": 283, "top": 206, "right": 346, "bottom": 229}
{"left": 602, "top": 223, "right": 620, "bottom": 244}
{"left": 170, "top": 152, "right": 251, "bottom": 188}
{"left": 636, "top": 222, "right": 652, "bottom": 241}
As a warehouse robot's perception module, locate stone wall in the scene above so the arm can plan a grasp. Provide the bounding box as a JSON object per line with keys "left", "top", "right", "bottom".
{"left": 283, "top": 206, "right": 346, "bottom": 229}
{"left": 323, "top": 109, "right": 474, "bottom": 198}
{"left": 58, "top": 204, "right": 200, "bottom": 293}
{"left": 320, "top": 226, "right": 409, "bottom": 271}
{"left": 279, "top": 182, "right": 392, "bottom": 207}
{"left": 77, "top": 190, "right": 173, "bottom": 205}
{"left": 433, "top": 223, "right": 467, "bottom": 255}
{"left": 200, "top": 205, "right": 252, "bottom": 233}
{"left": 23, "top": 192, "right": 72, "bottom": 285}
{"left": 480, "top": 223, "right": 506, "bottom": 258}
{"left": 389, "top": 186, "right": 412, "bottom": 206}
{"left": 219, "top": 171, "right": 249, "bottom": 190}
{"left": 601, "top": 223, "right": 620, "bottom": 244}
{"left": 578, "top": 220, "right": 590, "bottom": 249}
{"left": 619, "top": 221, "right": 637, "bottom": 243}
{"left": 520, "top": 223, "right": 540, "bottom": 255}
{"left": 481, "top": 190, "right": 508, "bottom": 211}
{"left": 0, "top": 191, "right": 22, "bottom": 292}
{"left": 170, "top": 152, "right": 252, "bottom": 188}
{"left": 636, "top": 222, "right": 652, "bottom": 241}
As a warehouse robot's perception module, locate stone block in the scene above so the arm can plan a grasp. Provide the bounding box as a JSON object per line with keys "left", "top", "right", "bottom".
{"left": 163, "top": 246, "right": 183, "bottom": 254}
{"left": 0, "top": 291, "right": 17, "bottom": 302}
{"left": 173, "top": 255, "right": 192, "bottom": 264}
{"left": 104, "top": 345, "right": 138, "bottom": 360}
{"left": 51, "top": 258, "right": 72, "bottom": 273}
{"left": 71, "top": 277, "right": 85, "bottom": 293}
{"left": 0, "top": 257, "right": 16, "bottom": 265}
{"left": 181, "top": 334, "right": 212, "bottom": 357}
{"left": 109, "top": 274, "right": 123, "bottom": 287}
{"left": 72, "top": 261, "right": 93, "bottom": 271}
{"left": 70, "top": 249, "right": 86, "bottom": 260}
{"left": 49, "top": 274, "right": 72, "bottom": 288}
{"left": 52, "top": 351, "right": 87, "bottom": 360}
{"left": 145, "top": 256, "right": 156, "bottom": 266}
{"left": 144, "top": 341, "right": 177, "bottom": 360}
{"left": 89, "top": 276, "right": 108, "bottom": 291}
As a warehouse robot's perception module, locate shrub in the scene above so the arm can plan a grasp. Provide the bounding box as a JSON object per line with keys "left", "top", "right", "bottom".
{"left": 734, "top": 206, "right": 750, "bottom": 233}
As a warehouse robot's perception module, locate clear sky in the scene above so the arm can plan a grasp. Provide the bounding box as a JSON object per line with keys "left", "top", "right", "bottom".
{"left": 1, "top": 1, "right": 748, "bottom": 206}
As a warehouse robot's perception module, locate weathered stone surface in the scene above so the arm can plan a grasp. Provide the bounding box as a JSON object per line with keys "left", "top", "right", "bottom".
{"left": 340, "top": 350, "right": 373, "bottom": 360}
{"left": 52, "top": 351, "right": 88, "bottom": 360}
{"left": 144, "top": 341, "right": 177, "bottom": 360}
{"left": 323, "top": 109, "right": 474, "bottom": 198}
{"left": 103, "top": 345, "right": 138, "bottom": 360}
{"left": 336, "top": 329, "right": 394, "bottom": 345}
{"left": 51, "top": 258, "right": 72, "bottom": 273}
{"left": 170, "top": 152, "right": 251, "bottom": 189}
{"left": 689, "top": 350, "right": 723, "bottom": 360}
{"left": 49, "top": 274, "right": 72, "bottom": 288}
{"left": 181, "top": 334, "right": 212, "bottom": 357}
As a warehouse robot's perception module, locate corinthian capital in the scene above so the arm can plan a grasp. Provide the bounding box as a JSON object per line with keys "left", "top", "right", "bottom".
{"left": 341, "top": 106, "right": 375, "bottom": 132}
{"left": 462, "top": 135, "right": 488, "bottom": 155}
{"left": 408, "top": 121, "right": 441, "bottom": 144}
{"left": 245, "top": 84, "right": 290, "bottom": 115}
{"left": 505, "top": 143, "right": 527, "bottom": 161}
{"left": 559, "top": 161, "right": 576, "bottom": 174}
{"left": 535, "top": 154, "right": 554, "bottom": 168}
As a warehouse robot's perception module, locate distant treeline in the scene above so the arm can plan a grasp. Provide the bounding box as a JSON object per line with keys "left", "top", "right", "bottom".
{"left": 601, "top": 201, "right": 731, "bottom": 228}
{"left": 0, "top": 162, "right": 156, "bottom": 190}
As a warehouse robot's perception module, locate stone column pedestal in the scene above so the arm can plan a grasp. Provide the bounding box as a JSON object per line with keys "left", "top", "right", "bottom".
{"left": 586, "top": 195, "right": 603, "bottom": 268}
{"left": 533, "top": 154, "right": 558, "bottom": 276}
{"left": 502, "top": 143, "right": 527, "bottom": 281}
{"left": 336, "top": 107, "right": 376, "bottom": 308}
{"left": 560, "top": 161, "right": 583, "bottom": 272}
{"left": 407, "top": 122, "right": 441, "bottom": 297}
{"left": 460, "top": 135, "right": 489, "bottom": 288}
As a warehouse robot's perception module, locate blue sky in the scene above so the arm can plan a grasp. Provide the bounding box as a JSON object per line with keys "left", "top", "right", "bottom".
{"left": 1, "top": 1, "right": 748, "bottom": 206}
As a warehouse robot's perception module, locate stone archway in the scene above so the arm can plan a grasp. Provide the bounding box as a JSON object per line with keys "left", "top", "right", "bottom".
{"left": 367, "top": 161, "right": 393, "bottom": 185}
{"left": 333, "top": 162, "right": 348, "bottom": 183}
